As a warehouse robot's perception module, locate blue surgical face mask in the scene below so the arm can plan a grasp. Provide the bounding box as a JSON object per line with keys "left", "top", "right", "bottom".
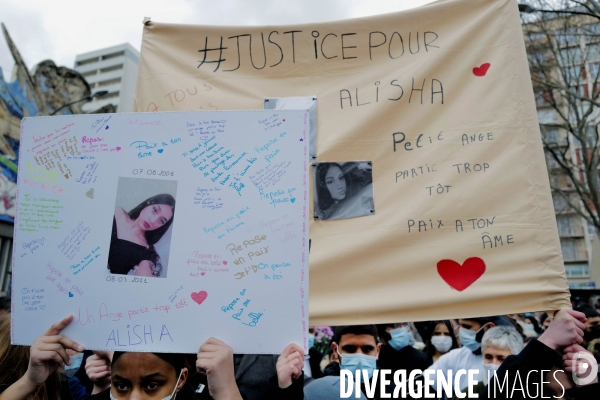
{"left": 388, "top": 327, "right": 412, "bottom": 351}
{"left": 459, "top": 326, "right": 483, "bottom": 352}
{"left": 308, "top": 334, "right": 315, "bottom": 349}
{"left": 64, "top": 352, "right": 84, "bottom": 371}
{"left": 524, "top": 323, "right": 535, "bottom": 332}
{"left": 338, "top": 351, "right": 378, "bottom": 378}
{"left": 110, "top": 368, "right": 182, "bottom": 400}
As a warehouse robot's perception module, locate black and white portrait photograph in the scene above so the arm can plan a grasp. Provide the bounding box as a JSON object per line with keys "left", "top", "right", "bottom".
{"left": 313, "top": 161, "right": 374, "bottom": 221}
{"left": 108, "top": 177, "right": 178, "bottom": 278}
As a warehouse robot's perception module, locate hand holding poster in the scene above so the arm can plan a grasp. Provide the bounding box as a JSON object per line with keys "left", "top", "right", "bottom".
{"left": 134, "top": 0, "right": 571, "bottom": 325}
{"left": 12, "top": 110, "right": 309, "bottom": 353}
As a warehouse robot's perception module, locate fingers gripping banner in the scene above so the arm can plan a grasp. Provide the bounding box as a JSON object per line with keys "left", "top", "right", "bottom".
{"left": 134, "top": 0, "right": 570, "bottom": 325}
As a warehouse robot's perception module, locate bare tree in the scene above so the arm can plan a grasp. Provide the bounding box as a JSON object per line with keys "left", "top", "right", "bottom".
{"left": 522, "top": 0, "right": 600, "bottom": 239}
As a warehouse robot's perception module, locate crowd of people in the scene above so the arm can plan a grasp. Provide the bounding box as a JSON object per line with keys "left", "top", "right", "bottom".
{"left": 1, "top": 294, "right": 600, "bottom": 399}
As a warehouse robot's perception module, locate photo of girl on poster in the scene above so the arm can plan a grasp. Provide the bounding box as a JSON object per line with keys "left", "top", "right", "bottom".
{"left": 313, "top": 161, "right": 374, "bottom": 221}
{"left": 108, "top": 177, "right": 177, "bottom": 278}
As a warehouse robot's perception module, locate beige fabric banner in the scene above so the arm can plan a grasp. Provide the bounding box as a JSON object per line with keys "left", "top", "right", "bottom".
{"left": 134, "top": 0, "right": 570, "bottom": 325}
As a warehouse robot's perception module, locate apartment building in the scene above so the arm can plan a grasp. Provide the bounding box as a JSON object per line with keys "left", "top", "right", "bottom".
{"left": 525, "top": 15, "right": 600, "bottom": 288}
{"left": 73, "top": 43, "right": 139, "bottom": 112}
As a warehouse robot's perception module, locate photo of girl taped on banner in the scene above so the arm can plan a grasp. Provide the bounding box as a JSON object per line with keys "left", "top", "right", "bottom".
{"left": 313, "top": 161, "right": 374, "bottom": 221}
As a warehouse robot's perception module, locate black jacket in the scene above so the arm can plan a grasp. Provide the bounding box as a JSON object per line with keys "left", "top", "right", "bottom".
{"left": 378, "top": 344, "right": 431, "bottom": 375}
{"left": 478, "top": 338, "right": 600, "bottom": 399}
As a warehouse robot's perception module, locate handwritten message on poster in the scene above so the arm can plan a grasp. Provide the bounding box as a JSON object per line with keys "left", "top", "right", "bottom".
{"left": 135, "top": 0, "right": 570, "bottom": 325}
{"left": 12, "top": 110, "right": 309, "bottom": 353}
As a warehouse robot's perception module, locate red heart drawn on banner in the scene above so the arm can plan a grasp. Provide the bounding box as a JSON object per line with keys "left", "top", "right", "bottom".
{"left": 437, "top": 257, "right": 486, "bottom": 291}
{"left": 191, "top": 291, "right": 208, "bottom": 305}
{"left": 200, "top": 272, "right": 206, "bottom": 276}
{"left": 472, "top": 63, "right": 491, "bottom": 77}
{"left": 222, "top": 261, "right": 227, "bottom": 265}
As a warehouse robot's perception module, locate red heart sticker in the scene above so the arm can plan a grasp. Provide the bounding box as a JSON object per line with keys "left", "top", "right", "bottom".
{"left": 472, "top": 63, "right": 491, "bottom": 77}
{"left": 191, "top": 291, "right": 208, "bottom": 305}
{"left": 437, "top": 257, "right": 486, "bottom": 291}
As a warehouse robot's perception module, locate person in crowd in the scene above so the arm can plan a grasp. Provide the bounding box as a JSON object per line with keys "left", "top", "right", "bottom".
{"left": 314, "top": 162, "right": 373, "bottom": 220}
{"left": 523, "top": 313, "right": 543, "bottom": 335}
{"left": 0, "top": 297, "right": 10, "bottom": 317}
{"left": 0, "top": 315, "right": 79, "bottom": 400}
{"left": 575, "top": 305, "right": 600, "bottom": 348}
{"left": 66, "top": 351, "right": 96, "bottom": 400}
{"left": 80, "top": 347, "right": 278, "bottom": 400}
{"left": 304, "top": 327, "right": 324, "bottom": 380}
{"left": 478, "top": 309, "right": 600, "bottom": 399}
{"left": 324, "top": 325, "right": 394, "bottom": 397}
{"left": 539, "top": 312, "right": 552, "bottom": 331}
{"left": 83, "top": 350, "right": 113, "bottom": 395}
{"left": 424, "top": 320, "right": 459, "bottom": 364}
{"left": 424, "top": 316, "right": 500, "bottom": 392}
{"left": 232, "top": 353, "right": 278, "bottom": 400}
{"left": 1, "top": 314, "right": 253, "bottom": 399}
{"left": 266, "top": 342, "right": 370, "bottom": 399}
{"left": 452, "top": 325, "right": 523, "bottom": 399}
{"left": 376, "top": 323, "right": 430, "bottom": 374}
{"left": 109, "top": 194, "right": 175, "bottom": 277}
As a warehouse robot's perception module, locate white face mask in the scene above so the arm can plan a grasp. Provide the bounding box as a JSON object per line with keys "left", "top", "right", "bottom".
{"left": 482, "top": 362, "right": 500, "bottom": 381}
{"left": 430, "top": 335, "right": 453, "bottom": 353}
{"left": 110, "top": 369, "right": 182, "bottom": 400}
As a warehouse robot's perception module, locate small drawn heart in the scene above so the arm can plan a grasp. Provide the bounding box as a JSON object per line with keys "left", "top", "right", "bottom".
{"left": 191, "top": 291, "right": 208, "bottom": 305}
{"left": 201, "top": 272, "right": 206, "bottom": 276}
{"left": 283, "top": 119, "right": 286, "bottom": 122}
{"left": 86, "top": 188, "right": 94, "bottom": 199}
{"left": 40, "top": 305, "right": 46, "bottom": 310}
{"left": 116, "top": 146, "right": 121, "bottom": 151}
{"left": 68, "top": 292, "right": 74, "bottom": 297}
{"left": 158, "top": 149, "right": 164, "bottom": 153}
{"left": 105, "top": 125, "right": 109, "bottom": 130}
{"left": 473, "top": 63, "right": 491, "bottom": 77}
{"left": 38, "top": 238, "right": 45, "bottom": 246}
{"left": 299, "top": 138, "right": 303, "bottom": 142}
{"left": 437, "top": 257, "right": 486, "bottom": 291}
{"left": 290, "top": 197, "right": 296, "bottom": 203}
{"left": 222, "top": 261, "right": 227, "bottom": 265}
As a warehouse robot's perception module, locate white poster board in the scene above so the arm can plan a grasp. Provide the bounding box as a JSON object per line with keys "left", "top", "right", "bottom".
{"left": 12, "top": 110, "right": 310, "bottom": 354}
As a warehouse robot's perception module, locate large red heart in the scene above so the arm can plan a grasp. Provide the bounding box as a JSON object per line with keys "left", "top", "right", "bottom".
{"left": 191, "top": 291, "right": 208, "bottom": 305}
{"left": 437, "top": 257, "right": 486, "bottom": 291}
{"left": 472, "top": 63, "right": 491, "bottom": 77}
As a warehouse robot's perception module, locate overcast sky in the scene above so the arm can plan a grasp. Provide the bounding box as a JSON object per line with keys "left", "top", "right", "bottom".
{"left": 0, "top": 0, "right": 435, "bottom": 81}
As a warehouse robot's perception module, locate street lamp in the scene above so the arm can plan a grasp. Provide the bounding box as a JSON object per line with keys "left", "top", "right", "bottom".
{"left": 518, "top": 4, "right": 600, "bottom": 21}
{"left": 49, "top": 90, "right": 109, "bottom": 116}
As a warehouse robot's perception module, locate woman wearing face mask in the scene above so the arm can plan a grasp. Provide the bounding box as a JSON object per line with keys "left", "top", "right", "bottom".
{"left": 451, "top": 326, "right": 523, "bottom": 399}
{"left": 424, "top": 317, "right": 500, "bottom": 393}
{"left": 3, "top": 315, "right": 244, "bottom": 400}
{"left": 86, "top": 337, "right": 243, "bottom": 400}
{"left": 425, "top": 320, "right": 459, "bottom": 365}
{"left": 376, "top": 323, "right": 430, "bottom": 377}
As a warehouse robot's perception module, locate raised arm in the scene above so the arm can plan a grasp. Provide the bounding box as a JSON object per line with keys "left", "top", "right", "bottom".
{"left": 0, "top": 315, "right": 84, "bottom": 400}
{"left": 196, "top": 337, "right": 243, "bottom": 400}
